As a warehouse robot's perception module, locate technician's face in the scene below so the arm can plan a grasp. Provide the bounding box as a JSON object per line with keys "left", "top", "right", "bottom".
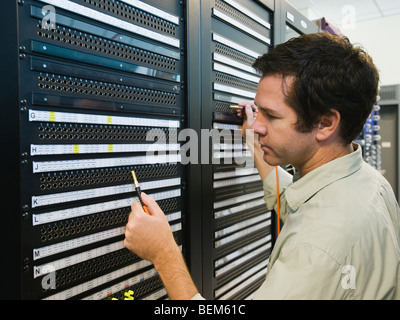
{"left": 251, "top": 74, "right": 317, "bottom": 169}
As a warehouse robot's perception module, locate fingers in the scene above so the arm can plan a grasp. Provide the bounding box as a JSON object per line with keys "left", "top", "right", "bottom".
{"left": 130, "top": 193, "right": 164, "bottom": 219}
{"left": 235, "top": 101, "right": 256, "bottom": 118}
{"left": 140, "top": 192, "right": 156, "bottom": 207}
{"left": 130, "top": 200, "right": 146, "bottom": 216}
{"left": 244, "top": 103, "right": 254, "bottom": 119}
{"left": 239, "top": 100, "right": 254, "bottom": 108}
{"left": 124, "top": 193, "right": 175, "bottom": 262}
{"left": 141, "top": 193, "right": 161, "bottom": 215}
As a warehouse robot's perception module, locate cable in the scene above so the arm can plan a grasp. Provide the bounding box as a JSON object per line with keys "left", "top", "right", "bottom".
{"left": 275, "top": 166, "right": 280, "bottom": 236}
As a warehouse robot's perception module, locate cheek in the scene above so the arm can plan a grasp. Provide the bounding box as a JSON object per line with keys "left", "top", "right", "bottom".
{"left": 284, "top": 132, "right": 317, "bottom": 159}
{"left": 269, "top": 126, "right": 303, "bottom": 153}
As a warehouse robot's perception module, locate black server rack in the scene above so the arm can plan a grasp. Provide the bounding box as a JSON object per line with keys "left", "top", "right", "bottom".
{"left": 1, "top": 0, "right": 187, "bottom": 300}
{"left": 377, "top": 85, "right": 400, "bottom": 201}
{"left": 355, "top": 104, "right": 382, "bottom": 171}
{"left": 198, "top": 0, "right": 275, "bottom": 300}
{"left": 278, "top": 1, "right": 319, "bottom": 43}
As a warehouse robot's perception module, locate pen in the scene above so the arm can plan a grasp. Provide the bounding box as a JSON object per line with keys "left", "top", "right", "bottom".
{"left": 131, "top": 170, "right": 150, "bottom": 214}
{"left": 230, "top": 105, "right": 258, "bottom": 113}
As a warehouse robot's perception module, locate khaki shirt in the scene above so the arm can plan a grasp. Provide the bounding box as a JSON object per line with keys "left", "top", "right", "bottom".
{"left": 192, "top": 144, "right": 400, "bottom": 300}
{"left": 254, "top": 144, "right": 400, "bottom": 299}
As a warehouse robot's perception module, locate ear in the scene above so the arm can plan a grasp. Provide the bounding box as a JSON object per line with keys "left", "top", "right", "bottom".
{"left": 315, "top": 109, "right": 341, "bottom": 142}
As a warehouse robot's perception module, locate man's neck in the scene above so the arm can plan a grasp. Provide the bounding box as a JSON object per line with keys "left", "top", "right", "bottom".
{"left": 296, "top": 142, "right": 354, "bottom": 178}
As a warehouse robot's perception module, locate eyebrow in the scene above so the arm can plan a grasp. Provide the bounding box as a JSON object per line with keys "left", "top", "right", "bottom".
{"left": 254, "top": 101, "right": 281, "bottom": 116}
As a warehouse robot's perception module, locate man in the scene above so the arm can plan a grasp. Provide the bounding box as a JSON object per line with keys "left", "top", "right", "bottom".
{"left": 124, "top": 33, "right": 400, "bottom": 299}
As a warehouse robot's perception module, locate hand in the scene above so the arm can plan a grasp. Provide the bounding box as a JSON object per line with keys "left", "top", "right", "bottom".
{"left": 235, "top": 101, "right": 258, "bottom": 141}
{"left": 124, "top": 193, "right": 178, "bottom": 265}
{"left": 124, "top": 193, "right": 199, "bottom": 300}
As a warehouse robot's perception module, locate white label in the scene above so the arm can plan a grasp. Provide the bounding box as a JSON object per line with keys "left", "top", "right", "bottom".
{"left": 30, "top": 143, "right": 180, "bottom": 156}
{"left": 29, "top": 109, "right": 180, "bottom": 128}
{"left": 213, "top": 53, "right": 258, "bottom": 74}
{"left": 287, "top": 11, "right": 294, "bottom": 22}
{"left": 213, "top": 83, "right": 256, "bottom": 99}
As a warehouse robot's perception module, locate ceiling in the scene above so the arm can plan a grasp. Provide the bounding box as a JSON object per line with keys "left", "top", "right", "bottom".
{"left": 287, "top": 0, "right": 400, "bottom": 28}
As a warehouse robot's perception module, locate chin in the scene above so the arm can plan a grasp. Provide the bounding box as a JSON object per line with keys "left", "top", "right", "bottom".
{"left": 263, "top": 155, "right": 279, "bottom": 167}
{"left": 263, "top": 154, "right": 289, "bottom": 168}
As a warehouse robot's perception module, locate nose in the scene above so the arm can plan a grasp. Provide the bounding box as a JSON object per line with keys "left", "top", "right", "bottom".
{"left": 250, "top": 115, "right": 266, "bottom": 137}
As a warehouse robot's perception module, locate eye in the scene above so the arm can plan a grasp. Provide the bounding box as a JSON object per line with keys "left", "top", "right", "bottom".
{"left": 266, "top": 113, "right": 278, "bottom": 120}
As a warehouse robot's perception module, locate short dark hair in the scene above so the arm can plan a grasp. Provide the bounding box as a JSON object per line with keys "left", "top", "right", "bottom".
{"left": 253, "top": 33, "right": 380, "bottom": 144}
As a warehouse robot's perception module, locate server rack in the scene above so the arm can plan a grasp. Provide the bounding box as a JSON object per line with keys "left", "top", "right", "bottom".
{"left": 355, "top": 104, "right": 382, "bottom": 171}
{"left": 377, "top": 85, "right": 400, "bottom": 200}
{"left": 278, "top": 0, "right": 319, "bottom": 44}
{"left": 1, "top": 0, "right": 187, "bottom": 300}
{"left": 197, "top": 0, "right": 275, "bottom": 300}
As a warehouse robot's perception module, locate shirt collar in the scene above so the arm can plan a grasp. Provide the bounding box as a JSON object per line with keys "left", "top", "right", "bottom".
{"left": 285, "top": 143, "right": 363, "bottom": 212}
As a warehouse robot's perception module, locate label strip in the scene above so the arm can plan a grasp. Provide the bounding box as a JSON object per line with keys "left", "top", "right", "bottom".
{"left": 32, "top": 189, "right": 180, "bottom": 226}
{"left": 30, "top": 143, "right": 180, "bottom": 156}
{"left": 29, "top": 109, "right": 180, "bottom": 128}
{"left": 213, "top": 174, "right": 260, "bottom": 189}
{"left": 31, "top": 178, "right": 181, "bottom": 208}
{"left": 32, "top": 154, "right": 181, "bottom": 173}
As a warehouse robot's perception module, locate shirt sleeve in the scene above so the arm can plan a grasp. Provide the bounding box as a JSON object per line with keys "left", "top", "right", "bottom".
{"left": 191, "top": 293, "right": 206, "bottom": 300}
{"left": 253, "top": 242, "right": 350, "bottom": 300}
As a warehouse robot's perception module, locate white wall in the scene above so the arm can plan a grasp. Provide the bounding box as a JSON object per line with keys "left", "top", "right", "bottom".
{"left": 338, "top": 14, "right": 400, "bottom": 86}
